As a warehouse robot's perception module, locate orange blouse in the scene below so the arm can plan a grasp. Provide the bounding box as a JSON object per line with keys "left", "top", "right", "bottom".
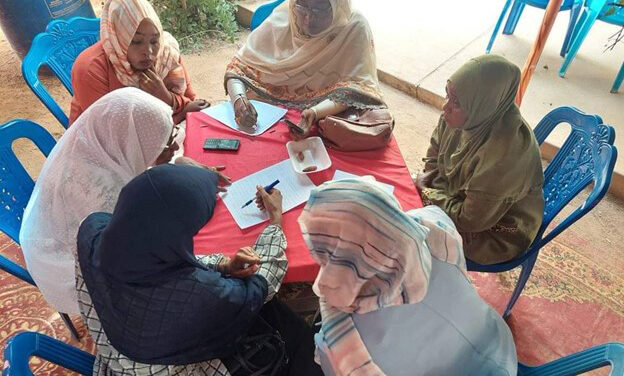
{"left": 69, "top": 41, "right": 196, "bottom": 125}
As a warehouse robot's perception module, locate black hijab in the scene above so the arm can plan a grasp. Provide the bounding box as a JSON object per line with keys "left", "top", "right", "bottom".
{"left": 77, "top": 164, "right": 268, "bottom": 365}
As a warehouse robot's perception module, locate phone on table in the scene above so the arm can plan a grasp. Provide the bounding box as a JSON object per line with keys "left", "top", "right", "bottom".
{"left": 284, "top": 119, "right": 305, "bottom": 135}
{"left": 203, "top": 138, "right": 240, "bottom": 151}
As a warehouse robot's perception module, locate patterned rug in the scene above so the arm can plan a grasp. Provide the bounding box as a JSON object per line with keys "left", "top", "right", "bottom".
{"left": 1, "top": 232, "right": 622, "bottom": 375}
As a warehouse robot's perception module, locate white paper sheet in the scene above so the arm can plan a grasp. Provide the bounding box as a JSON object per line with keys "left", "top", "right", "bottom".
{"left": 332, "top": 170, "right": 395, "bottom": 194}
{"left": 221, "top": 159, "right": 316, "bottom": 229}
{"left": 200, "top": 100, "right": 288, "bottom": 136}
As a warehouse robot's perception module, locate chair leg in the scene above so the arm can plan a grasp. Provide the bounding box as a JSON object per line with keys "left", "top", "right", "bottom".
{"left": 60, "top": 313, "right": 81, "bottom": 341}
{"left": 559, "top": 9, "right": 600, "bottom": 77}
{"left": 503, "top": 0, "right": 526, "bottom": 35}
{"left": 487, "top": 0, "right": 514, "bottom": 53}
{"left": 560, "top": 1, "right": 582, "bottom": 57}
{"left": 611, "top": 62, "right": 624, "bottom": 94}
{"left": 503, "top": 252, "right": 539, "bottom": 318}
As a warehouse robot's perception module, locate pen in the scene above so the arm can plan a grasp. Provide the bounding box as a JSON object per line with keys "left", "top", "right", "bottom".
{"left": 241, "top": 179, "right": 280, "bottom": 208}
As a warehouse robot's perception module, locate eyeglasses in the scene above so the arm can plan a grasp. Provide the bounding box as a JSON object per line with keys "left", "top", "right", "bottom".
{"left": 294, "top": 2, "right": 332, "bottom": 17}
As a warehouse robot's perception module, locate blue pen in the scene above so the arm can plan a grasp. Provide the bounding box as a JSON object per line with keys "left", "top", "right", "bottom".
{"left": 241, "top": 179, "right": 280, "bottom": 208}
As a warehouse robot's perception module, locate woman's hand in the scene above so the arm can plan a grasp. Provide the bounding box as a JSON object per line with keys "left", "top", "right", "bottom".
{"left": 139, "top": 68, "right": 173, "bottom": 106}
{"left": 225, "top": 247, "right": 260, "bottom": 278}
{"left": 414, "top": 170, "right": 437, "bottom": 195}
{"left": 233, "top": 95, "right": 258, "bottom": 129}
{"left": 174, "top": 157, "right": 232, "bottom": 192}
{"left": 255, "top": 186, "right": 283, "bottom": 226}
{"left": 291, "top": 108, "right": 316, "bottom": 140}
{"left": 172, "top": 99, "right": 211, "bottom": 124}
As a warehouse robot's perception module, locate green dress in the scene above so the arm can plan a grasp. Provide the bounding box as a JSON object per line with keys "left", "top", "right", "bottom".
{"left": 421, "top": 55, "right": 544, "bottom": 265}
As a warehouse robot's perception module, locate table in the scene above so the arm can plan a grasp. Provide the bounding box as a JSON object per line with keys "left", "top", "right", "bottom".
{"left": 516, "top": 0, "right": 564, "bottom": 105}
{"left": 184, "top": 110, "right": 423, "bottom": 283}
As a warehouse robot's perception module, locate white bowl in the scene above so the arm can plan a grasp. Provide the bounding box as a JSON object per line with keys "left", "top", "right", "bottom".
{"left": 286, "top": 137, "right": 331, "bottom": 174}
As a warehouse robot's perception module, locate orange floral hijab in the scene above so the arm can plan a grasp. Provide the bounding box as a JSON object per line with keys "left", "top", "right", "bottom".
{"left": 101, "top": 0, "right": 187, "bottom": 94}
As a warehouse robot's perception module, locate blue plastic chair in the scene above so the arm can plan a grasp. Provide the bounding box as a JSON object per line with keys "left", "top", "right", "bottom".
{"left": 486, "top": 0, "right": 582, "bottom": 57}
{"left": 0, "top": 120, "right": 80, "bottom": 340}
{"left": 3, "top": 332, "right": 623, "bottom": 376}
{"left": 559, "top": 0, "right": 624, "bottom": 79}
{"left": 466, "top": 107, "right": 618, "bottom": 318}
{"left": 250, "top": 0, "right": 286, "bottom": 30}
{"left": 611, "top": 61, "right": 623, "bottom": 93}
{"left": 21, "top": 17, "right": 100, "bottom": 128}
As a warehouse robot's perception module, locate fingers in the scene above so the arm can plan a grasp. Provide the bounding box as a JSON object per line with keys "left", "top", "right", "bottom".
{"left": 217, "top": 172, "right": 232, "bottom": 186}
{"left": 230, "top": 264, "right": 259, "bottom": 278}
{"left": 214, "top": 165, "right": 226, "bottom": 171}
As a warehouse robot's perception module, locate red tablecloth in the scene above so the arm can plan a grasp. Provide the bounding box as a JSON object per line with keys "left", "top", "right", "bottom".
{"left": 184, "top": 110, "right": 423, "bottom": 282}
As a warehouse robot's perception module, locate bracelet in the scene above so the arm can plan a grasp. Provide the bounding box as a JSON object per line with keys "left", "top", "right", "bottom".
{"left": 233, "top": 94, "right": 245, "bottom": 108}
{"left": 311, "top": 107, "right": 318, "bottom": 121}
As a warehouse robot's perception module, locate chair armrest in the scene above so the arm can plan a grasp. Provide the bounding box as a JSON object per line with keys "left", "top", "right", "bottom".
{"left": 518, "top": 343, "right": 624, "bottom": 376}
{"left": 0, "top": 255, "right": 35, "bottom": 286}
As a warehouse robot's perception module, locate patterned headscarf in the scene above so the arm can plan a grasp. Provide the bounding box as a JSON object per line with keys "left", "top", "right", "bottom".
{"left": 101, "top": 0, "right": 187, "bottom": 94}
{"left": 298, "top": 179, "right": 466, "bottom": 376}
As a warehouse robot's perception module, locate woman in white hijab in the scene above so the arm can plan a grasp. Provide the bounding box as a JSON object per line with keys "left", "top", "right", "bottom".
{"left": 19, "top": 87, "right": 228, "bottom": 315}
{"left": 298, "top": 179, "right": 518, "bottom": 376}
{"left": 225, "top": 0, "right": 386, "bottom": 138}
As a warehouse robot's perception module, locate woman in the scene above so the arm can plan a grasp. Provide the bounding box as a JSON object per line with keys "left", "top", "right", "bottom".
{"left": 225, "top": 0, "right": 386, "bottom": 137}
{"left": 416, "top": 55, "right": 544, "bottom": 265}
{"left": 299, "top": 179, "right": 518, "bottom": 376}
{"left": 76, "top": 164, "right": 323, "bottom": 376}
{"left": 20, "top": 87, "right": 228, "bottom": 315}
{"left": 69, "top": 0, "right": 208, "bottom": 125}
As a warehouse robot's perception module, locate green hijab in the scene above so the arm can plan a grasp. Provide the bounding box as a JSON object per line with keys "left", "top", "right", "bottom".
{"left": 436, "top": 55, "right": 542, "bottom": 199}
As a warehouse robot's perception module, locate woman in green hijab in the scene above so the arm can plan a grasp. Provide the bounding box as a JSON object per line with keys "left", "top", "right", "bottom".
{"left": 416, "top": 55, "right": 544, "bottom": 265}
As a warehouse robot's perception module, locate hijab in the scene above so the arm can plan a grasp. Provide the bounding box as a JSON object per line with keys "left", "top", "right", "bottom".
{"left": 101, "top": 0, "right": 187, "bottom": 93}
{"left": 77, "top": 164, "right": 268, "bottom": 365}
{"left": 436, "top": 55, "right": 543, "bottom": 198}
{"left": 298, "top": 179, "right": 466, "bottom": 376}
{"left": 225, "top": 0, "right": 384, "bottom": 109}
{"left": 20, "top": 87, "right": 173, "bottom": 314}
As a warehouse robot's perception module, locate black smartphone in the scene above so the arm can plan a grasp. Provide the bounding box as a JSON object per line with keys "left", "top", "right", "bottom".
{"left": 284, "top": 119, "right": 304, "bottom": 134}
{"left": 203, "top": 138, "right": 240, "bottom": 151}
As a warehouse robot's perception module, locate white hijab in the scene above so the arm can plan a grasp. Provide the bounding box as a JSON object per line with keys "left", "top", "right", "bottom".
{"left": 20, "top": 87, "right": 173, "bottom": 314}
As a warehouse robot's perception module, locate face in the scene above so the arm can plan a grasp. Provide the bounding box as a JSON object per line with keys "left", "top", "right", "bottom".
{"left": 442, "top": 81, "right": 468, "bottom": 129}
{"left": 154, "top": 125, "right": 180, "bottom": 165}
{"left": 294, "top": 0, "right": 333, "bottom": 36}
{"left": 127, "top": 19, "right": 160, "bottom": 71}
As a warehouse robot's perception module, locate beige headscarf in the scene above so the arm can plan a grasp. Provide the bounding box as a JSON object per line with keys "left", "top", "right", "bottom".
{"left": 101, "top": 0, "right": 187, "bottom": 94}
{"left": 225, "top": 0, "right": 384, "bottom": 109}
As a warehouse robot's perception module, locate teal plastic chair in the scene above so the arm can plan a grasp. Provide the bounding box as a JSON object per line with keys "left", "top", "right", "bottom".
{"left": 559, "top": 0, "right": 624, "bottom": 80}
{"left": 21, "top": 17, "right": 100, "bottom": 128}
{"left": 3, "top": 332, "right": 624, "bottom": 376}
{"left": 466, "top": 107, "right": 617, "bottom": 318}
{"left": 0, "top": 119, "right": 80, "bottom": 340}
{"left": 250, "top": 0, "right": 286, "bottom": 30}
{"left": 612, "top": 61, "right": 623, "bottom": 93}
{"left": 486, "top": 0, "right": 582, "bottom": 57}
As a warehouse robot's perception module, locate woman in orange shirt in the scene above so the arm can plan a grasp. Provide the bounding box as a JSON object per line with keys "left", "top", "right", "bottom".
{"left": 69, "top": 0, "right": 208, "bottom": 125}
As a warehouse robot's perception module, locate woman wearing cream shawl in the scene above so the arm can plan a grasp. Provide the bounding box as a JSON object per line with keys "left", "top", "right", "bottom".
{"left": 225, "top": 0, "right": 385, "bottom": 137}
{"left": 416, "top": 55, "right": 544, "bottom": 265}
{"left": 299, "top": 179, "right": 517, "bottom": 376}
{"left": 69, "top": 0, "right": 208, "bottom": 125}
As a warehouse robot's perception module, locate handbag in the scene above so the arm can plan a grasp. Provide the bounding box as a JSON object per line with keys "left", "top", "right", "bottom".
{"left": 317, "top": 108, "right": 394, "bottom": 152}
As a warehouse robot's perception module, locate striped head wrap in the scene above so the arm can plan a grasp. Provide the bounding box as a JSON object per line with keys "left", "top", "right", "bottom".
{"left": 101, "top": 0, "right": 187, "bottom": 94}
{"left": 298, "top": 179, "right": 466, "bottom": 376}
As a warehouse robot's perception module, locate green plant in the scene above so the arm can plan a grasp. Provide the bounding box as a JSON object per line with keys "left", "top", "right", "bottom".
{"left": 150, "top": 0, "right": 238, "bottom": 51}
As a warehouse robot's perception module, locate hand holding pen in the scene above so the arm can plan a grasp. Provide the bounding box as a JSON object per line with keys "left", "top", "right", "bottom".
{"left": 255, "top": 184, "right": 283, "bottom": 226}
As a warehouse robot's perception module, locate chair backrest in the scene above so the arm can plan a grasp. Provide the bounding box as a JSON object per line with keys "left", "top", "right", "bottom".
{"left": 250, "top": 0, "right": 286, "bottom": 30}
{"left": 0, "top": 120, "right": 56, "bottom": 244}
{"left": 532, "top": 106, "right": 617, "bottom": 250}
{"left": 21, "top": 17, "right": 100, "bottom": 128}
{"left": 2, "top": 332, "right": 95, "bottom": 376}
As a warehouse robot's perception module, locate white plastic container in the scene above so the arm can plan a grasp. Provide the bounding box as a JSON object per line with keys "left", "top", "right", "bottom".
{"left": 286, "top": 136, "right": 332, "bottom": 174}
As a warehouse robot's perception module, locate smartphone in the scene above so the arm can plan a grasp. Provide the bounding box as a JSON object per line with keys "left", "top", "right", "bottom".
{"left": 284, "top": 119, "right": 305, "bottom": 134}
{"left": 203, "top": 138, "right": 240, "bottom": 151}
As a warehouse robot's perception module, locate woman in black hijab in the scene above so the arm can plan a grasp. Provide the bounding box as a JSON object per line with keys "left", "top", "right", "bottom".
{"left": 75, "top": 164, "right": 322, "bottom": 376}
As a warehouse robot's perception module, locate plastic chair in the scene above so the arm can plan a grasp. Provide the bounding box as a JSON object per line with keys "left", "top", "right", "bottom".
{"left": 559, "top": 0, "right": 624, "bottom": 78}
{"left": 466, "top": 107, "right": 618, "bottom": 318}
{"left": 0, "top": 120, "right": 80, "bottom": 341}
{"left": 611, "top": 61, "right": 624, "bottom": 93}
{"left": 3, "top": 332, "right": 95, "bottom": 376}
{"left": 250, "top": 0, "right": 286, "bottom": 30}
{"left": 3, "top": 332, "right": 623, "bottom": 376}
{"left": 21, "top": 17, "right": 100, "bottom": 128}
{"left": 486, "top": 0, "right": 582, "bottom": 57}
